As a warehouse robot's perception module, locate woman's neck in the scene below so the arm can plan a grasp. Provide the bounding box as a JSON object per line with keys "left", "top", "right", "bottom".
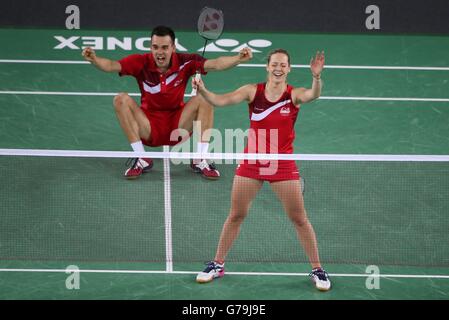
{"left": 265, "top": 80, "right": 287, "bottom": 102}
{"left": 266, "top": 80, "right": 286, "bottom": 92}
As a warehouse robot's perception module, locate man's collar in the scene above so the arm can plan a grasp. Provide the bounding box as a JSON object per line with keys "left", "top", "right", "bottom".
{"left": 148, "top": 52, "right": 179, "bottom": 74}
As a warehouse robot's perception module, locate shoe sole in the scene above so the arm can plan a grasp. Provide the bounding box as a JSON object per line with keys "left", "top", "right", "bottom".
{"left": 191, "top": 167, "right": 220, "bottom": 180}
{"left": 201, "top": 174, "right": 220, "bottom": 180}
{"left": 311, "top": 279, "right": 331, "bottom": 291}
{"left": 316, "top": 286, "right": 331, "bottom": 292}
{"left": 196, "top": 273, "right": 224, "bottom": 284}
{"left": 196, "top": 278, "right": 214, "bottom": 284}
{"left": 125, "top": 175, "right": 140, "bottom": 180}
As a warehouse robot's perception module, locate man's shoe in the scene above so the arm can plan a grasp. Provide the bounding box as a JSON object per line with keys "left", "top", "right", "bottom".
{"left": 191, "top": 159, "right": 220, "bottom": 180}
{"left": 124, "top": 158, "right": 153, "bottom": 179}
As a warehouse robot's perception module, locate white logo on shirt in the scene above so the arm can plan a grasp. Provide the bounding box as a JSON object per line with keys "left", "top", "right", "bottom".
{"left": 251, "top": 100, "right": 291, "bottom": 121}
{"left": 143, "top": 61, "right": 192, "bottom": 94}
{"left": 280, "top": 106, "right": 290, "bottom": 114}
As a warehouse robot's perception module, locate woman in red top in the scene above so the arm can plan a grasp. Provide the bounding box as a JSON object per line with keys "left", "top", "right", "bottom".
{"left": 193, "top": 49, "right": 331, "bottom": 291}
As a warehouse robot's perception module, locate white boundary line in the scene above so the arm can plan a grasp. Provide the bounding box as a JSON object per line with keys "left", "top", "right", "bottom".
{"left": 320, "top": 96, "right": 449, "bottom": 102}
{"left": 0, "top": 149, "right": 448, "bottom": 162}
{"left": 239, "top": 63, "right": 449, "bottom": 71}
{"left": 1, "top": 90, "right": 449, "bottom": 102}
{"left": 0, "top": 59, "right": 89, "bottom": 64}
{"left": 2, "top": 59, "right": 449, "bottom": 71}
{"left": 0, "top": 90, "right": 136, "bottom": 96}
{"left": 163, "top": 146, "right": 173, "bottom": 273}
{"left": 0, "top": 268, "right": 448, "bottom": 279}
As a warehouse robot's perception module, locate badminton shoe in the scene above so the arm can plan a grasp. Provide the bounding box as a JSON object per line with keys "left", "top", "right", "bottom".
{"left": 191, "top": 159, "right": 220, "bottom": 180}
{"left": 124, "top": 158, "right": 153, "bottom": 179}
{"left": 309, "top": 267, "right": 331, "bottom": 291}
{"left": 196, "top": 261, "right": 225, "bottom": 283}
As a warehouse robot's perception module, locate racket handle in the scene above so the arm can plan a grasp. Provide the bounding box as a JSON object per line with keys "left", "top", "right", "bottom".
{"left": 191, "top": 73, "right": 201, "bottom": 96}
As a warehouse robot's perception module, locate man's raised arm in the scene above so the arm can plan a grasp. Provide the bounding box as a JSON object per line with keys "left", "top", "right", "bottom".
{"left": 204, "top": 47, "right": 253, "bottom": 72}
{"left": 82, "top": 47, "right": 122, "bottom": 73}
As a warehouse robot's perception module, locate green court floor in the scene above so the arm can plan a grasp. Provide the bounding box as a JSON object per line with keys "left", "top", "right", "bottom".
{"left": 0, "top": 28, "right": 448, "bottom": 300}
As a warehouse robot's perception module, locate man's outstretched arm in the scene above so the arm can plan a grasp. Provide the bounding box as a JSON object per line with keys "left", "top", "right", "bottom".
{"left": 82, "top": 47, "right": 122, "bottom": 73}
{"left": 204, "top": 47, "right": 253, "bottom": 72}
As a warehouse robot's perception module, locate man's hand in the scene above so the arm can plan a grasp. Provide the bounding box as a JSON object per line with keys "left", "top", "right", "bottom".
{"left": 81, "top": 47, "right": 121, "bottom": 72}
{"left": 82, "top": 47, "right": 97, "bottom": 63}
{"left": 310, "top": 51, "right": 325, "bottom": 78}
{"left": 192, "top": 75, "right": 206, "bottom": 93}
{"left": 238, "top": 47, "right": 253, "bottom": 63}
{"left": 204, "top": 47, "right": 253, "bottom": 72}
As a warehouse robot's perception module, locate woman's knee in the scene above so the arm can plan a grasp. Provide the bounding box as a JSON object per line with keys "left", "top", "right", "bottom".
{"left": 228, "top": 209, "right": 247, "bottom": 224}
{"left": 289, "top": 209, "right": 309, "bottom": 227}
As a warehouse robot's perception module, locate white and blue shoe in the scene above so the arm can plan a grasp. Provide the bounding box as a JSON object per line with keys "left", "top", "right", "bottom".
{"left": 196, "top": 261, "right": 225, "bottom": 283}
{"left": 309, "top": 268, "right": 331, "bottom": 291}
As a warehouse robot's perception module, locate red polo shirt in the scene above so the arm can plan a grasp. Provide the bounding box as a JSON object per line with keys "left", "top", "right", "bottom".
{"left": 118, "top": 52, "right": 207, "bottom": 111}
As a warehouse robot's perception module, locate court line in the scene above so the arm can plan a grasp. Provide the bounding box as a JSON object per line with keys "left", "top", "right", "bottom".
{"left": 1, "top": 148, "right": 449, "bottom": 162}
{"left": 241, "top": 64, "right": 449, "bottom": 71}
{"left": 320, "top": 96, "right": 449, "bottom": 102}
{"left": 163, "top": 146, "right": 173, "bottom": 273}
{"left": 1, "top": 59, "right": 449, "bottom": 71}
{"left": 1, "top": 90, "right": 449, "bottom": 102}
{"left": 0, "top": 60, "right": 89, "bottom": 64}
{"left": 0, "top": 91, "right": 126, "bottom": 96}
{"left": 0, "top": 268, "right": 448, "bottom": 279}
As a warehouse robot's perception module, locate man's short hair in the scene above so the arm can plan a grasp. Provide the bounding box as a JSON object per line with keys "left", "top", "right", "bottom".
{"left": 267, "top": 49, "right": 290, "bottom": 65}
{"left": 151, "top": 26, "right": 176, "bottom": 44}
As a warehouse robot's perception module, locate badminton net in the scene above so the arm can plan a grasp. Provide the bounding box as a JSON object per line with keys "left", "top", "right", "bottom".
{"left": 0, "top": 148, "right": 448, "bottom": 267}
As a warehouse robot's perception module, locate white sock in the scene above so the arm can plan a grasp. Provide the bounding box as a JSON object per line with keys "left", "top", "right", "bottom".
{"left": 197, "top": 142, "right": 209, "bottom": 155}
{"left": 131, "top": 141, "right": 145, "bottom": 153}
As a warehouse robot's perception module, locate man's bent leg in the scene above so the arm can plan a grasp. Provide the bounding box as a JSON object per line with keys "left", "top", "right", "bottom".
{"left": 179, "top": 95, "right": 219, "bottom": 179}
{"left": 113, "top": 93, "right": 153, "bottom": 179}
{"left": 113, "top": 92, "right": 151, "bottom": 142}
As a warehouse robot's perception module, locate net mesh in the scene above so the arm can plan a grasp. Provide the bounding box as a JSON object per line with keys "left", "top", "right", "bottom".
{"left": 1, "top": 149, "right": 448, "bottom": 267}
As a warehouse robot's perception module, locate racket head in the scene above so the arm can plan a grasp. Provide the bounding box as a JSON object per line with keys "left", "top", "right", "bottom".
{"left": 197, "top": 7, "right": 224, "bottom": 40}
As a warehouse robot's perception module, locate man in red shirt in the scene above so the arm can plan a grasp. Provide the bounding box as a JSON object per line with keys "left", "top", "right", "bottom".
{"left": 82, "top": 25, "right": 252, "bottom": 179}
